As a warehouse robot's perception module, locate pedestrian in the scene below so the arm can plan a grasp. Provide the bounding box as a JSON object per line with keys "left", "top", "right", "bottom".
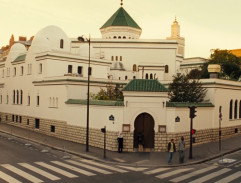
{"left": 137, "top": 132, "right": 144, "bottom": 151}
{"left": 167, "top": 139, "right": 176, "bottom": 164}
{"left": 178, "top": 136, "right": 185, "bottom": 163}
{"left": 117, "top": 132, "right": 123, "bottom": 153}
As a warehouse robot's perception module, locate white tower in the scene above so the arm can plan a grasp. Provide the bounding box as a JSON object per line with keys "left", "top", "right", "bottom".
{"left": 167, "top": 17, "right": 185, "bottom": 57}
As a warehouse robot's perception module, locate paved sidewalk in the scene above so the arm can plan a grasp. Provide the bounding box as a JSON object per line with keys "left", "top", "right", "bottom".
{"left": 0, "top": 123, "right": 241, "bottom": 167}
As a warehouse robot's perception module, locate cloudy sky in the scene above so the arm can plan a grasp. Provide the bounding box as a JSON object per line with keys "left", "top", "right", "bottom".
{"left": 1, "top": 0, "right": 241, "bottom": 58}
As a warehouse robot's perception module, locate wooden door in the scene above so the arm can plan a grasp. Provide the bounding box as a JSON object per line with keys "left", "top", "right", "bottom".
{"left": 134, "top": 113, "right": 154, "bottom": 148}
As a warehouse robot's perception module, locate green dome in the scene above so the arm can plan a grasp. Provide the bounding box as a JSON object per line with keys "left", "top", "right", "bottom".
{"left": 101, "top": 7, "right": 141, "bottom": 30}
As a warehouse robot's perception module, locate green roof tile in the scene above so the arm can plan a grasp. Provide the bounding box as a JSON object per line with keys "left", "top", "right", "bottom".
{"left": 12, "top": 54, "right": 26, "bottom": 62}
{"left": 166, "top": 102, "right": 214, "bottom": 107}
{"left": 122, "top": 79, "right": 168, "bottom": 92}
{"left": 65, "top": 99, "right": 124, "bottom": 106}
{"left": 101, "top": 7, "right": 141, "bottom": 29}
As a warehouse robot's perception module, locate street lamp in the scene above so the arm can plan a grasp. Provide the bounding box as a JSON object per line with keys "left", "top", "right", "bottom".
{"left": 78, "top": 35, "right": 90, "bottom": 152}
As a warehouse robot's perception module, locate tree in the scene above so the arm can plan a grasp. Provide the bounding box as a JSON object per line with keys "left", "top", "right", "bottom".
{"left": 168, "top": 73, "right": 207, "bottom": 103}
{"left": 201, "top": 49, "right": 241, "bottom": 80}
{"left": 92, "top": 84, "right": 123, "bottom": 101}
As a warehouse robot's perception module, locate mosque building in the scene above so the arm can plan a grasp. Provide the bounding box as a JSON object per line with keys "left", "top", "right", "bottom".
{"left": 0, "top": 2, "right": 240, "bottom": 152}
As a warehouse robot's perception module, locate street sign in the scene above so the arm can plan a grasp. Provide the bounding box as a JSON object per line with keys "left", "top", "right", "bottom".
{"left": 109, "top": 115, "right": 114, "bottom": 121}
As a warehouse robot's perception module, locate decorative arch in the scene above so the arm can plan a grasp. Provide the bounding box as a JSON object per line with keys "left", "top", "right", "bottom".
{"left": 134, "top": 112, "right": 155, "bottom": 149}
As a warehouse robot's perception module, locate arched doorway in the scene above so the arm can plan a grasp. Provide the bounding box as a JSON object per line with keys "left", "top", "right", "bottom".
{"left": 134, "top": 113, "right": 155, "bottom": 149}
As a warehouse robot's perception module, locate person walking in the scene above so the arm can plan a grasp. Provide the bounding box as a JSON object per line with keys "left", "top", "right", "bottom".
{"left": 178, "top": 136, "right": 185, "bottom": 163}
{"left": 167, "top": 139, "right": 176, "bottom": 164}
{"left": 117, "top": 132, "right": 123, "bottom": 153}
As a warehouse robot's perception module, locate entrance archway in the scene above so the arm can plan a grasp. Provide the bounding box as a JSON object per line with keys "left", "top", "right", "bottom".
{"left": 134, "top": 113, "right": 155, "bottom": 149}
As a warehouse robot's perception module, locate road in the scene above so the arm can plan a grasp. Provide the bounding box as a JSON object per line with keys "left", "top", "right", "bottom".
{"left": 1, "top": 132, "right": 241, "bottom": 183}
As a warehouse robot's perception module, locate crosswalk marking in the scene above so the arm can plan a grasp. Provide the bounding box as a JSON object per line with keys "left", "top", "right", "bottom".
{"left": 51, "top": 161, "right": 96, "bottom": 176}
{"left": 66, "top": 160, "right": 112, "bottom": 174}
{"left": 189, "top": 168, "right": 231, "bottom": 183}
{"left": 118, "top": 166, "right": 148, "bottom": 172}
{"left": 144, "top": 167, "right": 170, "bottom": 175}
{"left": 18, "top": 163, "right": 60, "bottom": 181}
{"left": 35, "top": 162, "right": 78, "bottom": 178}
{"left": 80, "top": 159, "right": 128, "bottom": 173}
{"left": 156, "top": 168, "right": 192, "bottom": 179}
{"left": 0, "top": 170, "right": 22, "bottom": 183}
{"left": 215, "top": 171, "right": 241, "bottom": 183}
{"left": 170, "top": 166, "right": 218, "bottom": 182}
{"left": 1, "top": 164, "right": 43, "bottom": 183}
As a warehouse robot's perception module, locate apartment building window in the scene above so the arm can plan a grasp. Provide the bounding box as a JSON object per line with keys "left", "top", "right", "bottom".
{"left": 20, "top": 66, "right": 24, "bottom": 75}
{"left": 68, "top": 65, "right": 72, "bottom": 73}
{"left": 13, "top": 67, "right": 16, "bottom": 76}
{"left": 39, "top": 63, "right": 42, "bottom": 74}
{"left": 229, "top": 100, "right": 233, "bottom": 119}
{"left": 37, "top": 96, "right": 40, "bottom": 106}
{"left": 35, "top": 118, "right": 40, "bottom": 129}
{"left": 60, "top": 39, "right": 64, "bottom": 49}
{"left": 20, "top": 90, "right": 23, "bottom": 104}
{"left": 28, "top": 95, "right": 30, "bottom": 105}
{"left": 77, "top": 66, "right": 83, "bottom": 75}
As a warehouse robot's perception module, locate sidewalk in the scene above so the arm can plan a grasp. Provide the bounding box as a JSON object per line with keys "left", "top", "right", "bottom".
{"left": 0, "top": 123, "right": 241, "bottom": 167}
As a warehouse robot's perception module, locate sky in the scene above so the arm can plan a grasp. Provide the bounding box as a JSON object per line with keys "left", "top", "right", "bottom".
{"left": 1, "top": 0, "right": 241, "bottom": 58}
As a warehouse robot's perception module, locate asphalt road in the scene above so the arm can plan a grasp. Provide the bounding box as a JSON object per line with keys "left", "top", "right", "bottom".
{"left": 1, "top": 132, "right": 241, "bottom": 183}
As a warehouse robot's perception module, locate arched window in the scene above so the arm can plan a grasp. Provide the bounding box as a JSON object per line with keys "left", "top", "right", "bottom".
{"left": 118, "top": 36, "right": 121, "bottom": 39}
{"left": 150, "top": 74, "right": 153, "bottom": 79}
{"left": 60, "top": 39, "right": 64, "bottom": 49}
{"left": 234, "top": 100, "right": 238, "bottom": 119}
{"left": 133, "top": 64, "right": 137, "bottom": 71}
{"left": 116, "top": 56, "right": 118, "bottom": 61}
{"left": 239, "top": 100, "right": 241, "bottom": 118}
{"left": 20, "top": 90, "right": 23, "bottom": 104}
{"left": 145, "top": 73, "right": 148, "bottom": 79}
{"left": 165, "top": 65, "right": 169, "bottom": 73}
{"left": 68, "top": 65, "right": 72, "bottom": 73}
{"left": 16, "top": 90, "right": 19, "bottom": 104}
{"left": 125, "top": 76, "right": 128, "bottom": 80}
{"left": 113, "top": 36, "right": 117, "bottom": 39}
{"left": 123, "top": 36, "right": 126, "bottom": 39}
{"left": 120, "top": 56, "right": 122, "bottom": 61}
{"left": 229, "top": 100, "right": 233, "bottom": 119}
{"left": 111, "top": 56, "right": 114, "bottom": 61}
{"left": 13, "top": 90, "right": 15, "bottom": 104}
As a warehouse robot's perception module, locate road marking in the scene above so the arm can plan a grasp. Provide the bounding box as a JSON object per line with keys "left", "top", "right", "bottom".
{"left": 215, "top": 171, "right": 241, "bottom": 183}
{"left": 156, "top": 168, "right": 192, "bottom": 179}
{"left": 80, "top": 159, "right": 128, "bottom": 173}
{"left": 66, "top": 160, "right": 112, "bottom": 174}
{"left": 35, "top": 162, "right": 78, "bottom": 178}
{"left": 144, "top": 168, "right": 170, "bottom": 175}
{"left": 113, "top": 158, "right": 126, "bottom": 163}
{"left": 52, "top": 161, "right": 96, "bottom": 176}
{"left": 1, "top": 164, "right": 43, "bottom": 183}
{"left": 188, "top": 168, "right": 231, "bottom": 183}
{"left": 170, "top": 166, "right": 217, "bottom": 182}
{"left": 0, "top": 170, "right": 22, "bottom": 183}
{"left": 226, "top": 160, "right": 241, "bottom": 167}
{"left": 118, "top": 166, "right": 147, "bottom": 171}
{"left": 18, "top": 163, "right": 60, "bottom": 181}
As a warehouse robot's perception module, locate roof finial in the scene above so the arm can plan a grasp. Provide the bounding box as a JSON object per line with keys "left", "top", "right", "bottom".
{"left": 120, "top": 0, "right": 123, "bottom": 7}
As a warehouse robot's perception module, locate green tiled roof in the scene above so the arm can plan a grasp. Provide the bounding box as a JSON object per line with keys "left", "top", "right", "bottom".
{"left": 122, "top": 79, "right": 168, "bottom": 92}
{"left": 13, "top": 54, "right": 26, "bottom": 62}
{"left": 65, "top": 99, "right": 124, "bottom": 106}
{"left": 166, "top": 102, "right": 214, "bottom": 107}
{"left": 101, "top": 7, "right": 141, "bottom": 29}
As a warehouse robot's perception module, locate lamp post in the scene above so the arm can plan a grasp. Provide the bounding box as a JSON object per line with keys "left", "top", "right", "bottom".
{"left": 78, "top": 35, "right": 90, "bottom": 152}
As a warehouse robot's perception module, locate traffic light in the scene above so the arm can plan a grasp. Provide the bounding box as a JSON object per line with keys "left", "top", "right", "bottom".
{"left": 101, "top": 127, "right": 106, "bottom": 133}
{"left": 191, "top": 129, "right": 196, "bottom": 134}
{"left": 189, "top": 106, "right": 197, "bottom": 118}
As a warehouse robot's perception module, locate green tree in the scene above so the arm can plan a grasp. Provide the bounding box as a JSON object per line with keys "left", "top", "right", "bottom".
{"left": 93, "top": 84, "right": 123, "bottom": 101}
{"left": 201, "top": 49, "right": 241, "bottom": 80}
{"left": 168, "top": 73, "right": 207, "bottom": 103}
